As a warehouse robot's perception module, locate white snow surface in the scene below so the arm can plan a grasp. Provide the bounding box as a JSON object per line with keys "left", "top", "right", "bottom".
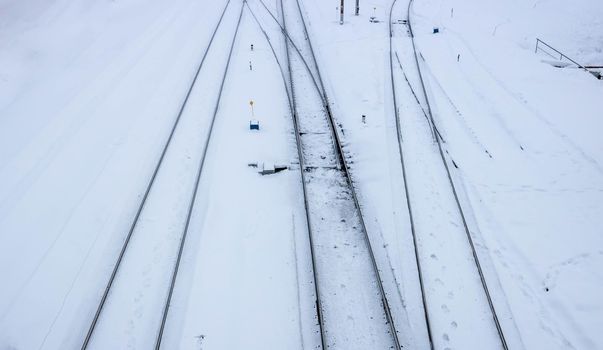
{"left": 0, "top": 0, "right": 601, "bottom": 349}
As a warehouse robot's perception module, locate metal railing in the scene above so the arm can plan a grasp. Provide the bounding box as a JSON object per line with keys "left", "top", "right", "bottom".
{"left": 535, "top": 38, "right": 600, "bottom": 79}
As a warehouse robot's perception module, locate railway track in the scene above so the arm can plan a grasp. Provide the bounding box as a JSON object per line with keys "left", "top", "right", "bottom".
{"left": 389, "top": 0, "right": 510, "bottom": 348}
{"left": 80, "top": 1, "right": 244, "bottom": 348}
{"left": 245, "top": 2, "right": 328, "bottom": 348}
{"left": 287, "top": 2, "right": 403, "bottom": 348}
{"left": 251, "top": 0, "right": 404, "bottom": 348}
{"left": 154, "top": 3, "right": 244, "bottom": 348}
{"left": 387, "top": 2, "right": 434, "bottom": 348}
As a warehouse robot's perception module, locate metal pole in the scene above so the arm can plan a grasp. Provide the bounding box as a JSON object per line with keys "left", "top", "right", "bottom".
{"left": 340, "top": 0, "right": 344, "bottom": 24}
{"left": 355, "top": 0, "right": 359, "bottom": 15}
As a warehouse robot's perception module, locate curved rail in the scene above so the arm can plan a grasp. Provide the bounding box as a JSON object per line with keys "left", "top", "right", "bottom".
{"left": 80, "top": 1, "right": 233, "bottom": 348}
{"left": 403, "top": 0, "right": 509, "bottom": 348}
{"left": 255, "top": 0, "right": 347, "bottom": 162}
{"left": 274, "top": 1, "right": 329, "bottom": 348}
{"left": 282, "top": 1, "right": 403, "bottom": 348}
{"left": 154, "top": 3, "right": 245, "bottom": 348}
{"left": 257, "top": 0, "right": 325, "bottom": 103}
{"left": 388, "top": 1, "right": 434, "bottom": 349}
{"left": 246, "top": 1, "right": 328, "bottom": 348}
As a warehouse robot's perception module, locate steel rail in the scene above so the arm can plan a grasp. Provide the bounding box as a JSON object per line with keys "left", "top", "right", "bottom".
{"left": 80, "top": 1, "right": 233, "bottom": 348}
{"left": 405, "top": 0, "right": 509, "bottom": 348}
{"left": 246, "top": 2, "right": 327, "bottom": 349}
{"left": 287, "top": 0, "right": 403, "bottom": 348}
{"left": 388, "top": 1, "right": 434, "bottom": 349}
{"left": 154, "top": 2, "right": 245, "bottom": 348}
{"left": 290, "top": 0, "right": 345, "bottom": 168}
{"left": 276, "top": 0, "right": 329, "bottom": 347}
{"left": 256, "top": 0, "right": 326, "bottom": 104}
{"left": 257, "top": 0, "right": 345, "bottom": 165}
{"left": 244, "top": 2, "right": 292, "bottom": 108}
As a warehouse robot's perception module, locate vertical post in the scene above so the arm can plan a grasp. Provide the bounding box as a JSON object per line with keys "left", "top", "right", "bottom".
{"left": 340, "top": 0, "right": 344, "bottom": 24}
{"left": 355, "top": 0, "right": 359, "bottom": 15}
{"left": 535, "top": 38, "right": 538, "bottom": 54}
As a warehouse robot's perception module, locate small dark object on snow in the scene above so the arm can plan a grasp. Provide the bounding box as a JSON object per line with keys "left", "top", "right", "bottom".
{"left": 433, "top": 27, "right": 439, "bottom": 34}
{"left": 250, "top": 120, "right": 260, "bottom": 130}
{"left": 258, "top": 163, "right": 288, "bottom": 175}
{"left": 250, "top": 44, "right": 254, "bottom": 51}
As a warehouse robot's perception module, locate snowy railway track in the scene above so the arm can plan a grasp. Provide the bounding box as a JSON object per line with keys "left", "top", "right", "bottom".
{"left": 154, "top": 4, "right": 244, "bottom": 348}
{"left": 80, "top": 1, "right": 245, "bottom": 348}
{"left": 245, "top": 2, "right": 327, "bottom": 349}
{"left": 249, "top": 0, "right": 404, "bottom": 348}
{"left": 287, "top": 1, "right": 404, "bottom": 349}
{"left": 388, "top": 0, "right": 510, "bottom": 348}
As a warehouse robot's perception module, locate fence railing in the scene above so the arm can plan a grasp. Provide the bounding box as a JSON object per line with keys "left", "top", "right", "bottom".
{"left": 535, "top": 38, "right": 600, "bottom": 79}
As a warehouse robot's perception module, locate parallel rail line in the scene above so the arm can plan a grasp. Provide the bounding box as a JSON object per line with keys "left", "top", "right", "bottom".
{"left": 389, "top": 0, "right": 509, "bottom": 348}
{"left": 246, "top": 2, "right": 327, "bottom": 349}
{"left": 291, "top": 1, "right": 403, "bottom": 347}
{"left": 260, "top": 0, "right": 404, "bottom": 347}
{"left": 155, "top": 3, "right": 245, "bottom": 348}
{"left": 387, "top": 1, "right": 434, "bottom": 348}
{"left": 80, "top": 1, "right": 242, "bottom": 348}
{"left": 279, "top": 0, "right": 329, "bottom": 347}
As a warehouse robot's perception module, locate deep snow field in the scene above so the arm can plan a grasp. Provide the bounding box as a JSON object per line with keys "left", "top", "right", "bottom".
{"left": 0, "top": 0, "right": 601, "bottom": 349}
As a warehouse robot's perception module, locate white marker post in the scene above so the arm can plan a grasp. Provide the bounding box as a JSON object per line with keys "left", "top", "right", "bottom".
{"left": 250, "top": 100, "right": 255, "bottom": 117}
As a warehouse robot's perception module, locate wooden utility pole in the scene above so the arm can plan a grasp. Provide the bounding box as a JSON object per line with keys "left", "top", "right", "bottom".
{"left": 340, "top": 0, "right": 344, "bottom": 24}
{"left": 355, "top": 0, "right": 359, "bottom": 15}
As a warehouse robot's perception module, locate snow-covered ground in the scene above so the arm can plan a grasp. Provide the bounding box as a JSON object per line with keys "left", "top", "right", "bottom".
{"left": 410, "top": 0, "right": 603, "bottom": 348}
{"left": 0, "top": 0, "right": 237, "bottom": 347}
{"left": 0, "top": 0, "right": 601, "bottom": 348}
